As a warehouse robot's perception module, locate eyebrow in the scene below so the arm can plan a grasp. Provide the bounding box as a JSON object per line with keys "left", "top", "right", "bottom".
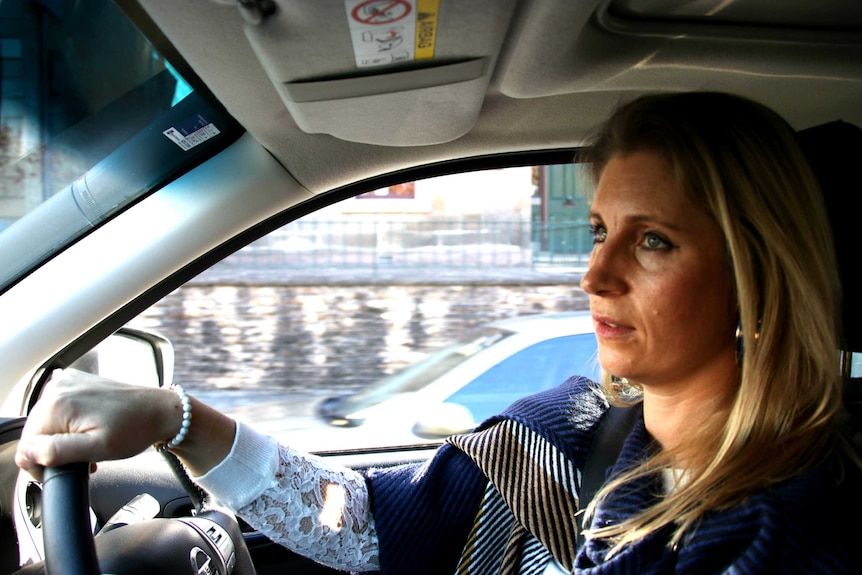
{"left": 588, "top": 211, "right": 685, "bottom": 232}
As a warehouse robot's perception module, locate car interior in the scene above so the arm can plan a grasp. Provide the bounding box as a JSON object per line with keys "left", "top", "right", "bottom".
{"left": 0, "top": 0, "right": 861, "bottom": 573}
{"left": 797, "top": 120, "right": 862, "bottom": 434}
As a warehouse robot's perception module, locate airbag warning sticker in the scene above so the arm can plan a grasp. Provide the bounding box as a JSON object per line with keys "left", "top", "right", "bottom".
{"left": 163, "top": 114, "right": 221, "bottom": 151}
{"left": 345, "top": 0, "right": 439, "bottom": 68}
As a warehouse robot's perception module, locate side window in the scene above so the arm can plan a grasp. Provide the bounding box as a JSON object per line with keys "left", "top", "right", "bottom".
{"left": 445, "top": 334, "right": 599, "bottom": 423}
{"left": 129, "top": 163, "right": 596, "bottom": 452}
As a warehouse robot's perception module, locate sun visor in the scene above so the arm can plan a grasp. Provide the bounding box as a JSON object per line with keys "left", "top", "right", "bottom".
{"left": 239, "top": 0, "right": 517, "bottom": 146}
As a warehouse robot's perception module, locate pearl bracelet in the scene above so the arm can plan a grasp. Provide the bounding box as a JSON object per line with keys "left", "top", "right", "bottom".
{"left": 158, "top": 384, "right": 192, "bottom": 452}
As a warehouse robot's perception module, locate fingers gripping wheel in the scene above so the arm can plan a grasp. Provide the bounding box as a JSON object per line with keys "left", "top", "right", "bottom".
{"left": 41, "top": 463, "right": 99, "bottom": 575}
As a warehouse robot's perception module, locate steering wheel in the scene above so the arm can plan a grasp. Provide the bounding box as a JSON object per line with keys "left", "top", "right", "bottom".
{"left": 42, "top": 464, "right": 98, "bottom": 575}
{"left": 41, "top": 463, "right": 257, "bottom": 575}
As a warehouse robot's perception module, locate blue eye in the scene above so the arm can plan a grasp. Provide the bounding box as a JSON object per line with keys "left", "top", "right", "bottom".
{"left": 589, "top": 224, "right": 607, "bottom": 244}
{"left": 643, "top": 232, "right": 671, "bottom": 250}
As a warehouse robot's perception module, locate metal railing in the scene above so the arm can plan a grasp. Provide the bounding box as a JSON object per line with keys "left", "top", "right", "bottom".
{"left": 213, "top": 219, "right": 593, "bottom": 272}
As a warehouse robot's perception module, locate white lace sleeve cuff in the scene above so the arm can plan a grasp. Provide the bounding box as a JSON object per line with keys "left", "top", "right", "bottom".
{"left": 191, "top": 421, "right": 380, "bottom": 571}
{"left": 193, "top": 420, "right": 279, "bottom": 511}
{"left": 237, "top": 443, "right": 380, "bottom": 570}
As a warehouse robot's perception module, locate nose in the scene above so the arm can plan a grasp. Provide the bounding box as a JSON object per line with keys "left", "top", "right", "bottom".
{"left": 580, "top": 240, "right": 626, "bottom": 296}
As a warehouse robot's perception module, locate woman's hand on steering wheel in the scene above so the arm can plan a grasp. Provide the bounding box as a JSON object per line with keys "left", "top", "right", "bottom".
{"left": 15, "top": 369, "right": 177, "bottom": 481}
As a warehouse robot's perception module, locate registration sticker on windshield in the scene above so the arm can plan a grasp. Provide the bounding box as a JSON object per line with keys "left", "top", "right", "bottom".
{"left": 345, "top": 0, "right": 439, "bottom": 68}
{"left": 163, "top": 114, "right": 221, "bottom": 151}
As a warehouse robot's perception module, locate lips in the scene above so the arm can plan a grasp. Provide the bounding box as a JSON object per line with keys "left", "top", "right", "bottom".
{"left": 592, "top": 315, "right": 635, "bottom": 338}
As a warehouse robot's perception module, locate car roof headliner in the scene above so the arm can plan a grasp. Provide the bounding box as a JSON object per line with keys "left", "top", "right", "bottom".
{"left": 125, "top": 0, "right": 862, "bottom": 195}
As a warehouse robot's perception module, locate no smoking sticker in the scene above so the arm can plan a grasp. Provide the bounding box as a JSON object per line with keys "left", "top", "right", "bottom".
{"left": 345, "top": 0, "right": 439, "bottom": 68}
{"left": 351, "top": 0, "right": 412, "bottom": 24}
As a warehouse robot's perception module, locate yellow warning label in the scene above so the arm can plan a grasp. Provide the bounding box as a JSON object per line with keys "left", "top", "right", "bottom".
{"left": 415, "top": 0, "right": 439, "bottom": 60}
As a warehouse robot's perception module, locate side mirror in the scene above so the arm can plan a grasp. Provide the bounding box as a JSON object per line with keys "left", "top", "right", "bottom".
{"left": 411, "top": 402, "right": 477, "bottom": 439}
{"left": 69, "top": 327, "right": 174, "bottom": 388}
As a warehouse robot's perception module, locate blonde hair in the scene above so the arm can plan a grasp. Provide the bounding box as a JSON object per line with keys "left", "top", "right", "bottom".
{"left": 580, "top": 92, "right": 852, "bottom": 551}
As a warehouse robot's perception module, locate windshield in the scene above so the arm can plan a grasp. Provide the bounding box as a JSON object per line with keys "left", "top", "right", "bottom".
{"left": 0, "top": 0, "right": 238, "bottom": 293}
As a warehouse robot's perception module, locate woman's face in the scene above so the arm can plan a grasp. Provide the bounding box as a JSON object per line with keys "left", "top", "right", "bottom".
{"left": 580, "top": 151, "right": 738, "bottom": 391}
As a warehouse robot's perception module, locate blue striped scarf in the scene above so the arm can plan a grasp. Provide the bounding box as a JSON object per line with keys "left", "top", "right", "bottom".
{"left": 448, "top": 418, "right": 581, "bottom": 574}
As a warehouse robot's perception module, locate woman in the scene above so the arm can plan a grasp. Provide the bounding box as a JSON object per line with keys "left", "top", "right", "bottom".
{"left": 16, "top": 92, "right": 860, "bottom": 573}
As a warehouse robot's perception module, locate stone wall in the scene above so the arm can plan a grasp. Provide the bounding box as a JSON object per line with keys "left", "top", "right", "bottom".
{"left": 128, "top": 281, "right": 589, "bottom": 395}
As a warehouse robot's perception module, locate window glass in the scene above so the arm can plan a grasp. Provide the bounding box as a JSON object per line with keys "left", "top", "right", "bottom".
{"left": 0, "top": 0, "right": 183, "bottom": 224}
{"left": 319, "top": 328, "right": 511, "bottom": 426}
{"left": 445, "top": 334, "right": 600, "bottom": 422}
{"left": 128, "top": 164, "right": 597, "bottom": 452}
{"left": 0, "top": 0, "right": 237, "bottom": 293}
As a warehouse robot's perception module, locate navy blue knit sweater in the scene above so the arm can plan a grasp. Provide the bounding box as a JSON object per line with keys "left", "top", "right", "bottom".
{"left": 364, "top": 376, "right": 859, "bottom": 574}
